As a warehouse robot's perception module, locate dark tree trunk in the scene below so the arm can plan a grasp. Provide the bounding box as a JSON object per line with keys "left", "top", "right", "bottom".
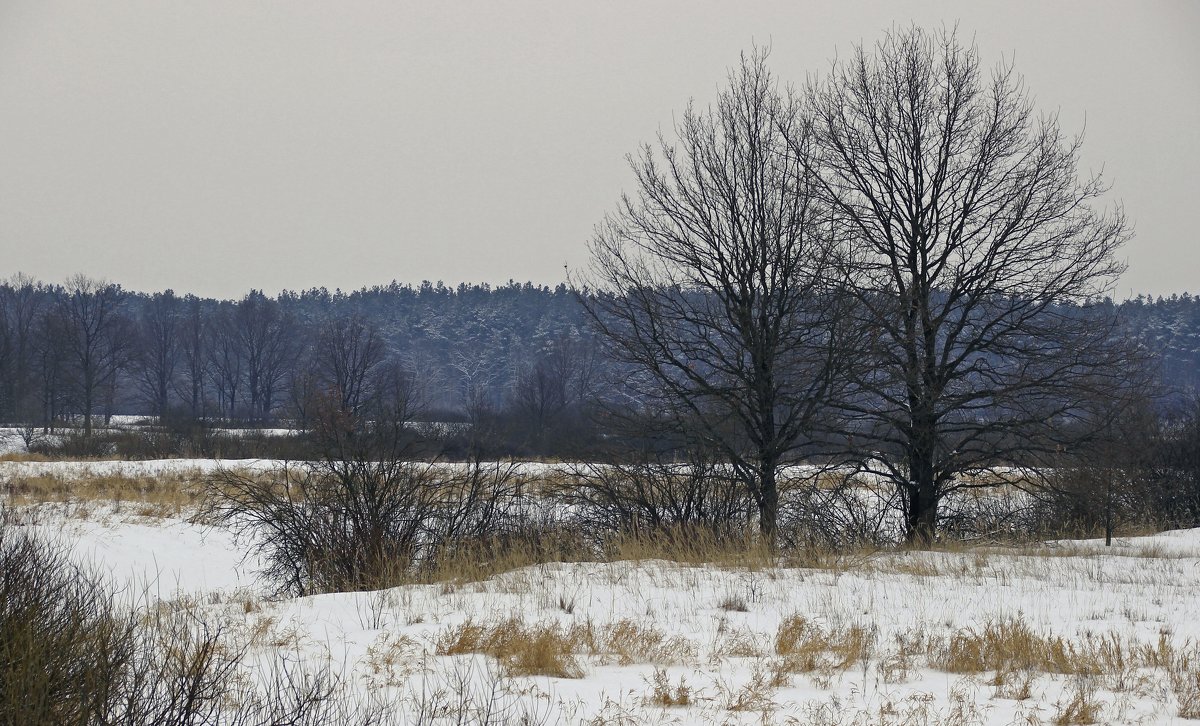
{"left": 905, "top": 485, "right": 938, "bottom": 546}
{"left": 758, "top": 459, "right": 778, "bottom": 546}
{"left": 905, "top": 417, "right": 939, "bottom": 545}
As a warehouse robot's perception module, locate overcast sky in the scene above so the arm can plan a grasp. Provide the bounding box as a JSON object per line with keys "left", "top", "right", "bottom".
{"left": 0, "top": 1, "right": 1196, "bottom": 300}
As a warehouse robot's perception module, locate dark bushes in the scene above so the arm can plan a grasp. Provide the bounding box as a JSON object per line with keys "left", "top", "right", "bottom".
{"left": 202, "top": 459, "right": 535, "bottom": 596}
{"left": 26, "top": 422, "right": 319, "bottom": 460}
{"left": 560, "top": 451, "right": 753, "bottom": 543}
{"left": 0, "top": 524, "right": 127, "bottom": 724}
{"left": 201, "top": 381, "right": 537, "bottom": 595}
{"left": 0, "top": 519, "right": 396, "bottom": 725}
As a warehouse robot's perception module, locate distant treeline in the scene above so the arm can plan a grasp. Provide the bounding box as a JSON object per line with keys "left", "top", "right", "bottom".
{"left": 0, "top": 274, "right": 1196, "bottom": 439}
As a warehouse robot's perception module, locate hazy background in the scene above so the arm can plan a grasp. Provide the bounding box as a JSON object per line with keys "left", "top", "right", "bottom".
{"left": 1, "top": 0, "right": 1196, "bottom": 300}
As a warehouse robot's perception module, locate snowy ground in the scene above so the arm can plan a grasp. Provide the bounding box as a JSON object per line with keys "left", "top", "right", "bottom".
{"left": 8, "top": 507, "right": 1196, "bottom": 724}
{"left": 4, "top": 457, "right": 1199, "bottom": 724}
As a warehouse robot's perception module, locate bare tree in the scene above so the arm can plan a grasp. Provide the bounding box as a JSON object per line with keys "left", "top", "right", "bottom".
{"left": 33, "top": 307, "right": 71, "bottom": 432}
{"left": 579, "top": 50, "right": 849, "bottom": 542}
{"left": 510, "top": 335, "right": 598, "bottom": 448}
{"left": 208, "top": 303, "right": 244, "bottom": 420}
{"left": 450, "top": 346, "right": 504, "bottom": 439}
{"left": 133, "top": 290, "right": 182, "bottom": 419}
{"left": 311, "top": 314, "right": 386, "bottom": 415}
{"left": 56, "top": 276, "right": 134, "bottom": 436}
{"left": 805, "top": 27, "right": 1132, "bottom": 543}
{"left": 177, "top": 294, "right": 211, "bottom": 419}
{"left": 233, "top": 292, "right": 296, "bottom": 423}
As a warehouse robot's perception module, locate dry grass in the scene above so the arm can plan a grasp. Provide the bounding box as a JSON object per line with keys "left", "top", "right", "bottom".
{"left": 935, "top": 619, "right": 1077, "bottom": 675}
{"left": 990, "top": 667, "right": 1036, "bottom": 700}
{"left": 581, "top": 618, "right": 697, "bottom": 665}
{"left": 0, "top": 452, "right": 51, "bottom": 463}
{"left": 717, "top": 592, "right": 748, "bottom": 612}
{"left": 4, "top": 471, "right": 207, "bottom": 517}
{"left": 606, "top": 529, "right": 775, "bottom": 569}
{"left": 363, "top": 632, "right": 421, "bottom": 688}
{"left": 435, "top": 618, "right": 583, "bottom": 678}
{"left": 643, "top": 668, "right": 692, "bottom": 707}
{"left": 415, "top": 532, "right": 597, "bottom": 586}
{"left": 774, "top": 614, "right": 876, "bottom": 674}
{"left": 433, "top": 616, "right": 695, "bottom": 679}
{"left": 1163, "top": 643, "right": 1200, "bottom": 718}
{"left": 718, "top": 665, "right": 780, "bottom": 713}
{"left": 931, "top": 618, "right": 1176, "bottom": 692}
{"left": 1053, "top": 678, "right": 1102, "bottom": 724}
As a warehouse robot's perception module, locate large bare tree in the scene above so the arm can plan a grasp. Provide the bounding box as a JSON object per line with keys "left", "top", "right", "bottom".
{"left": 233, "top": 292, "right": 296, "bottom": 423}
{"left": 133, "top": 290, "right": 182, "bottom": 419}
{"left": 580, "top": 50, "right": 849, "bottom": 542}
{"left": 510, "top": 335, "right": 598, "bottom": 448}
{"left": 177, "top": 294, "right": 211, "bottom": 419}
{"left": 805, "top": 27, "right": 1132, "bottom": 543}
{"left": 311, "top": 314, "right": 386, "bottom": 415}
{"left": 56, "top": 276, "right": 134, "bottom": 436}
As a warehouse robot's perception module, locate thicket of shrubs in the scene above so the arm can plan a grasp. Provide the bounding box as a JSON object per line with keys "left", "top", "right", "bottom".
{"left": 193, "top": 399, "right": 1200, "bottom": 599}
{"left": 24, "top": 419, "right": 318, "bottom": 460}
{"left": 0, "top": 512, "right": 407, "bottom": 725}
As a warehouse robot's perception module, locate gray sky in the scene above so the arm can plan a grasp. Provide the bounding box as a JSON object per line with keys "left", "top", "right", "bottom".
{"left": 1, "top": 1, "right": 1196, "bottom": 300}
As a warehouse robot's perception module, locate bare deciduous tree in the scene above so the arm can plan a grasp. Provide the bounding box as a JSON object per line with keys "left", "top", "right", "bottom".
{"left": 208, "top": 303, "right": 244, "bottom": 420}
{"left": 177, "top": 294, "right": 211, "bottom": 419}
{"left": 510, "top": 335, "right": 598, "bottom": 448}
{"left": 133, "top": 290, "right": 182, "bottom": 419}
{"left": 805, "top": 27, "right": 1132, "bottom": 543}
{"left": 56, "top": 276, "right": 134, "bottom": 436}
{"left": 33, "top": 307, "right": 71, "bottom": 432}
{"left": 579, "top": 50, "right": 849, "bottom": 542}
{"left": 233, "top": 292, "right": 297, "bottom": 423}
{"left": 311, "top": 314, "right": 386, "bottom": 415}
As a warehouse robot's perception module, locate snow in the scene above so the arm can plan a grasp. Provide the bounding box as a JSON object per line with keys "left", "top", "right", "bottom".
{"left": 4, "top": 455, "right": 1200, "bottom": 723}
{"left": 9, "top": 501, "right": 1197, "bottom": 724}
{"left": 40, "top": 516, "right": 260, "bottom": 598}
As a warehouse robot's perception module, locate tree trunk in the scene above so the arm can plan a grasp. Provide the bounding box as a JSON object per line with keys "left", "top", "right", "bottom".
{"left": 905, "top": 432, "right": 938, "bottom": 546}
{"left": 758, "top": 458, "right": 778, "bottom": 547}
{"left": 84, "top": 377, "right": 93, "bottom": 437}
{"left": 1104, "top": 470, "right": 1114, "bottom": 547}
{"left": 905, "top": 486, "right": 938, "bottom": 546}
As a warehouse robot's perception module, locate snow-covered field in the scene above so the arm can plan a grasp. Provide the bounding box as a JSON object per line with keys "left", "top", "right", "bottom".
{"left": 4, "top": 458, "right": 1200, "bottom": 724}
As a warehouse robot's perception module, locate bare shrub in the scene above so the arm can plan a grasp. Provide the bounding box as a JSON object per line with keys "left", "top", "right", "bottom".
{"left": 778, "top": 470, "right": 902, "bottom": 548}
{"left": 200, "top": 369, "right": 535, "bottom": 595}
{"left": 0, "top": 525, "right": 130, "bottom": 724}
{"left": 29, "top": 427, "right": 117, "bottom": 458}
{"left": 560, "top": 452, "right": 753, "bottom": 543}
{"left": 0, "top": 521, "right": 389, "bottom": 725}
{"left": 202, "top": 458, "right": 536, "bottom": 596}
